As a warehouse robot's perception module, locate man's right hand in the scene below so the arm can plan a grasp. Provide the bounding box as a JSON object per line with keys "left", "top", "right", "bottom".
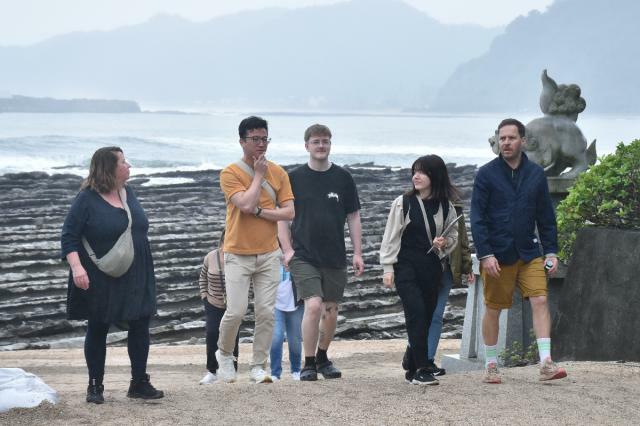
{"left": 480, "top": 256, "right": 501, "bottom": 278}
{"left": 282, "top": 248, "right": 295, "bottom": 270}
{"left": 253, "top": 154, "right": 267, "bottom": 177}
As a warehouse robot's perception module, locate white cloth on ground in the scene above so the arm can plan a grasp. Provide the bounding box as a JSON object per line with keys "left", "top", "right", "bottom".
{"left": 0, "top": 368, "right": 58, "bottom": 412}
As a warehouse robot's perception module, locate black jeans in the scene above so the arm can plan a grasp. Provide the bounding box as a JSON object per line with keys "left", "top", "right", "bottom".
{"left": 205, "top": 300, "right": 239, "bottom": 373}
{"left": 394, "top": 250, "right": 442, "bottom": 370}
{"left": 85, "top": 316, "right": 150, "bottom": 382}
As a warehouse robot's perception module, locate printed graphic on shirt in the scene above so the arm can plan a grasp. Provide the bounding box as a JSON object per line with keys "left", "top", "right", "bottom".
{"left": 327, "top": 192, "right": 339, "bottom": 202}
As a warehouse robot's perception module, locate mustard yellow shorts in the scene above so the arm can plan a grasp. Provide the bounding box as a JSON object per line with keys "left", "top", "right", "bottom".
{"left": 481, "top": 257, "right": 547, "bottom": 309}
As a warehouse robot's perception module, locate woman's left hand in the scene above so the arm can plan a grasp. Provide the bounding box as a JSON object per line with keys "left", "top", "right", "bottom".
{"left": 466, "top": 272, "right": 476, "bottom": 285}
{"left": 432, "top": 236, "right": 446, "bottom": 251}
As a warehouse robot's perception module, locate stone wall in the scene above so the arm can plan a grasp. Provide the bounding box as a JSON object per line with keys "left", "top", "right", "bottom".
{"left": 552, "top": 227, "right": 640, "bottom": 361}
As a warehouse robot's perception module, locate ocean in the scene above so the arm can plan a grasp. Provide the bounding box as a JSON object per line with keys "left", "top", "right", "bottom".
{"left": 0, "top": 111, "right": 635, "bottom": 177}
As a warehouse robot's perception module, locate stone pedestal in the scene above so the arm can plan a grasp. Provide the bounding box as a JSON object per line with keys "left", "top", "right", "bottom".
{"left": 553, "top": 228, "right": 640, "bottom": 361}
{"left": 547, "top": 176, "right": 575, "bottom": 208}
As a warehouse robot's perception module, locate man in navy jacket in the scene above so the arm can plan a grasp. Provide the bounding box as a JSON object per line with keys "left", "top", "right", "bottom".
{"left": 471, "top": 118, "right": 567, "bottom": 384}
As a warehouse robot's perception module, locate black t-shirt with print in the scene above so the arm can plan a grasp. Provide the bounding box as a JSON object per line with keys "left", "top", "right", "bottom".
{"left": 289, "top": 164, "right": 361, "bottom": 268}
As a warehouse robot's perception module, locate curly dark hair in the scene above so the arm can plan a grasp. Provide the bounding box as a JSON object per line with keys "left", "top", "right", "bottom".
{"left": 80, "top": 146, "right": 122, "bottom": 193}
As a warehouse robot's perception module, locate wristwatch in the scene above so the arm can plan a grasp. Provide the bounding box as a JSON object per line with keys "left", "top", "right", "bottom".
{"left": 255, "top": 206, "right": 263, "bottom": 217}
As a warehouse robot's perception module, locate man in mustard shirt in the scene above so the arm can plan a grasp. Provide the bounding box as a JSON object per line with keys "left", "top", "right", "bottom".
{"left": 216, "top": 116, "right": 295, "bottom": 383}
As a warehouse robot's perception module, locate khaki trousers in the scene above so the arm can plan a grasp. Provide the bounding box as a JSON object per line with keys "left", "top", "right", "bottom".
{"left": 217, "top": 249, "right": 281, "bottom": 368}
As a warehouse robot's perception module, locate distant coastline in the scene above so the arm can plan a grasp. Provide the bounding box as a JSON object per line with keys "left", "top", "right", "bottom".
{"left": 0, "top": 95, "right": 140, "bottom": 113}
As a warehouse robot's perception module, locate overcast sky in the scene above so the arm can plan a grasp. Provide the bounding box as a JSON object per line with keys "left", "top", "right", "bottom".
{"left": 0, "top": 0, "right": 554, "bottom": 46}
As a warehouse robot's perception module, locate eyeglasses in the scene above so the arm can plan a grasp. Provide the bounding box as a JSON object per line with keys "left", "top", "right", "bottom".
{"left": 308, "top": 138, "right": 331, "bottom": 146}
{"left": 243, "top": 136, "right": 271, "bottom": 144}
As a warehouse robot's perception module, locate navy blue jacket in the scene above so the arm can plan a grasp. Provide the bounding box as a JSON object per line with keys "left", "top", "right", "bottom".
{"left": 471, "top": 153, "right": 558, "bottom": 265}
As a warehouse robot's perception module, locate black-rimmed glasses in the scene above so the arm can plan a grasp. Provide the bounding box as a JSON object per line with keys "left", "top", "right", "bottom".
{"left": 243, "top": 136, "right": 271, "bottom": 144}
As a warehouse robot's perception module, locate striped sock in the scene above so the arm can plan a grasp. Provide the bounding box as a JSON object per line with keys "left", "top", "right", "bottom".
{"left": 485, "top": 344, "right": 498, "bottom": 367}
{"left": 537, "top": 338, "right": 551, "bottom": 363}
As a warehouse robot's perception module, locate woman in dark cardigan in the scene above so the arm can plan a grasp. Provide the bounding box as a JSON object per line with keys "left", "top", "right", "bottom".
{"left": 61, "top": 146, "right": 163, "bottom": 404}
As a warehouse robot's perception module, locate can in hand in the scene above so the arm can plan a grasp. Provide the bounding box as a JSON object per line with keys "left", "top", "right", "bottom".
{"left": 544, "top": 259, "right": 554, "bottom": 271}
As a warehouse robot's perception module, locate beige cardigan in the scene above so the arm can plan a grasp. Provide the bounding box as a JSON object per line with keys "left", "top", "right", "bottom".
{"left": 198, "top": 248, "right": 226, "bottom": 309}
{"left": 379, "top": 195, "right": 459, "bottom": 273}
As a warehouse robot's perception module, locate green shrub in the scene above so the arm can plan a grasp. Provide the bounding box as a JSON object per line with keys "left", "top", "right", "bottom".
{"left": 499, "top": 330, "right": 538, "bottom": 367}
{"left": 556, "top": 140, "right": 640, "bottom": 262}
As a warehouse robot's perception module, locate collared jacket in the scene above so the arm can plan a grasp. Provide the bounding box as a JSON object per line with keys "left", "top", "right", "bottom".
{"left": 449, "top": 204, "right": 473, "bottom": 286}
{"left": 470, "top": 153, "right": 558, "bottom": 265}
{"left": 379, "top": 194, "right": 458, "bottom": 273}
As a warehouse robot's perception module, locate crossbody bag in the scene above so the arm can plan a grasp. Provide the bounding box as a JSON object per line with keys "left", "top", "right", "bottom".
{"left": 82, "top": 187, "right": 135, "bottom": 278}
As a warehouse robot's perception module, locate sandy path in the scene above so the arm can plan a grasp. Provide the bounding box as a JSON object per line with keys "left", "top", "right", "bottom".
{"left": 1, "top": 339, "right": 639, "bottom": 425}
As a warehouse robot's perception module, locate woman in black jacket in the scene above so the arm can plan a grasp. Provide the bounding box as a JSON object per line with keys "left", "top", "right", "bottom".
{"left": 61, "top": 146, "right": 163, "bottom": 404}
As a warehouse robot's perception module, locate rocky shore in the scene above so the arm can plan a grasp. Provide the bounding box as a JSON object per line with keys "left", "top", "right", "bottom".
{"left": 0, "top": 163, "right": 477, "bottom": 350}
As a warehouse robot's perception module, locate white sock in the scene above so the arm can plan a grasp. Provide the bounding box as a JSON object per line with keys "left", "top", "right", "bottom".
{"left": 537, "top": 338, "right": 551, "bottom": 363}
{"left": 485, "top": 344, "right": 498, "bottom": 367}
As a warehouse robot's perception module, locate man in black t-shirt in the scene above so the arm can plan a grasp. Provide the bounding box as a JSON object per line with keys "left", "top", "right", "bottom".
{"left": 278, "top": 124, "right": 364, "bottom": 381}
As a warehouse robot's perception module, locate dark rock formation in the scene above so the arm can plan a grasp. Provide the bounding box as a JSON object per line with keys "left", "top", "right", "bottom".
{"left": 552, "top": 228, "right": 640, "bottom": 361}
{"left": 0, "top": 163, "right": 476, "bottom": 350}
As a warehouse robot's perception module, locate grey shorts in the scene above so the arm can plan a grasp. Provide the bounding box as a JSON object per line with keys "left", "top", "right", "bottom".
{"left": 289, "top": 257, "right": 347, "bottom": 302}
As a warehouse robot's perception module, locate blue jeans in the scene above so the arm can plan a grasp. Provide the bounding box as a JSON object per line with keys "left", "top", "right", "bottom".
{"left": 427, "top": 266, "right": 454, "bottom": 360}
{"left": 269, "top": 305, "right": 304, "bottom": 379}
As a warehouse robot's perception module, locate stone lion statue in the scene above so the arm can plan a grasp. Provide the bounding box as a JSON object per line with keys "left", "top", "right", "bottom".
{"left": 489, "top": 70, "right": 597, "bottom": 178}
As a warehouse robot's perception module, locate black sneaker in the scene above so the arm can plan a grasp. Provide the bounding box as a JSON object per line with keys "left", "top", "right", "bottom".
{"left": 426, "top": 359, "right": 446, "bottom": 377}
{"left": 299, "top": 365, "right": 318, "bottom": 381}
{"left": 127, "top": 374, "right": 164, "bottom": 399}
{"left": 411, "top": 368, "right": 439, "bottom": 386}
{"left": 404, "top": 370, "right": 415, "bottom": 384}
{"left": 86, "top": 379, "right": 104, "bottom": 404}
{"left": 317, "top": 360, "right": 342, "bottom": 379}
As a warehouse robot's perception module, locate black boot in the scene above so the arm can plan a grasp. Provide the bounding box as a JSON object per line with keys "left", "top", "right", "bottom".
{"left": 401, "top": 345, "right": 412, "bottom": 370}
{"left": 86, "top": 378, "right": 104, "bottom": 404}
{"left": 127, "top": 374, "right": 164, "bottom": 399}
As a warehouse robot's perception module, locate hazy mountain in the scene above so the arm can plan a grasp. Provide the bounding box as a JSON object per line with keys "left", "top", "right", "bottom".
{"left": 431, "top": 0, "right": 640, "bottom": 113}
{"left": 0, "top": 0, "right": 500, "bottom": 110}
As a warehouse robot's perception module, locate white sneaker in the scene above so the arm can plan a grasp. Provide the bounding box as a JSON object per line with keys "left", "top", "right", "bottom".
{"left": 250, "top": 366, "right": 273, "bottom": 384}
{"left": 199, "top": 372, "right": 217, "bottom": 385}
{"left": 291, "top": 372, "right": 301, "bottom": 381}
{"left": 215, "top": 350, "right": 237, "bottom": 383}
{"left": 271, "top": 376, "right": 280, "bottom": 382}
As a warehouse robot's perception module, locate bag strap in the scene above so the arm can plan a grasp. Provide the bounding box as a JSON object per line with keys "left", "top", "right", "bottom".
{"left": 234, "top": 160, "right": 278, "bottom": 205}
{"left": 401, "top": 194, "right": 410, "bottom": 226}
{"left": 416, "top": 196, "right": 435, "bottom": 244}
{"left": 82, "top": 188, "right": 131, "bottom": 261}
{"left": 442, "top": 200, "right": 450, "bottom": 222}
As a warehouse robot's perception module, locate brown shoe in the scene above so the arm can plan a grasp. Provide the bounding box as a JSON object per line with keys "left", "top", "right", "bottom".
{"left": 539, "top": 358, "right": 567, "bottom": 381}
{"left": 483, "top": 362, "right": 502, "bottom": 384}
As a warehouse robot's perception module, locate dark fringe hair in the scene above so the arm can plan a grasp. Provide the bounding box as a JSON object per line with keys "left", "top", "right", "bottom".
{"left": 238, "top": 116, "right": 268, "bottom": 138}
{"left": 404, "top": 154, "right": 460, "bottom": 203}
{"left": 80, "top": 146, "right": 122, "bottom": 193}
